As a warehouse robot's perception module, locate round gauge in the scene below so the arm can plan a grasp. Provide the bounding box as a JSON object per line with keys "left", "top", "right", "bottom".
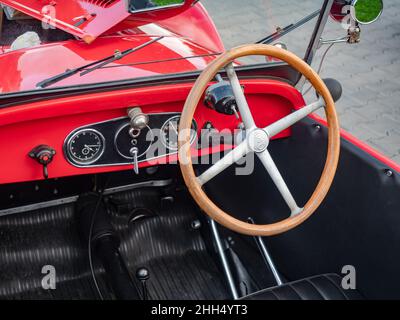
{"left": 161, "top": 115, "right": 197, "bottom": 151}
{"left": 66, "top": 129, "right": 105, "bottom": 165}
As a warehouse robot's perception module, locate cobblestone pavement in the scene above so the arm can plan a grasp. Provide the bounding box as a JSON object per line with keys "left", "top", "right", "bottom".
{"left": 202, "top": 0, "right": 400, "bottom": 163}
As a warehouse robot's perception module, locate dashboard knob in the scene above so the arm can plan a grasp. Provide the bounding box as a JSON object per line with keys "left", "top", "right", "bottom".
{"left": 28, "top": 145, "right": 56, "bottom": 179}
{"left": 128, "top": 107, "right": 149, "bottom": 130}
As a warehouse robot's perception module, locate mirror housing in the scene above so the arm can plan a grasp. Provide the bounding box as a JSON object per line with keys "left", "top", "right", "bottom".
{"left": 330, "top": 0, "right": 352, "bottom": 23}
{"left": 351, "top": 0, "right": 383, "bottom": 25}
{"left": 330, "top": 0, "right": 383, "bottom": 25}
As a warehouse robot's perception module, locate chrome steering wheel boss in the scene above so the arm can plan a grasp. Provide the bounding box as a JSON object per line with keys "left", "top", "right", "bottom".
{"left": 247, "top": 128, "right": 269, "bottom": 153}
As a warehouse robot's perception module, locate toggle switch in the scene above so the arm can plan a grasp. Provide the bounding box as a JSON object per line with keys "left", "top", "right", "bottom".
{"left": 29, "top": 145, "right": 56, "bottom": 179}
{"left": 130, "top": 147, "right": 139, "bottom": 175}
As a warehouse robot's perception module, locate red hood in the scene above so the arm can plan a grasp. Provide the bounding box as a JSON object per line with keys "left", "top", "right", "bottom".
{"left": 0, "top": 33, "right": 219, "bottom": 93}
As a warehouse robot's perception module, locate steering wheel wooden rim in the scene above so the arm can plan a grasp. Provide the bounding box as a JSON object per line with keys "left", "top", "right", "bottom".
{"left": 178, "top": 44, "right": 340, "bottom": 236}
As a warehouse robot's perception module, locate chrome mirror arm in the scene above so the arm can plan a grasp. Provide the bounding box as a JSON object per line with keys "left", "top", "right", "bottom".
{"left": 319, "top": 36, "right": 350, "bottom": 47}
{"left": 319, "top": 24, "right": 361, "bottom": 48}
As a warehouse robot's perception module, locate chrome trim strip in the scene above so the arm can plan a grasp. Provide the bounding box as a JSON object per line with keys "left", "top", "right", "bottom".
{"left": 0, "top": 196, "right": 79, "bottom": 217}
{"left": 0, "top": 179, "right": 173, "bottom": 217}
{"left": 103, "top": 179, "right": 172, "bottom": 195}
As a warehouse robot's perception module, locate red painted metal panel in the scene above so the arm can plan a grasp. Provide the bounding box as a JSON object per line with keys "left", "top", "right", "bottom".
{"left": 1, "top": 0, "right": 131, "bottom": 43}
{"left": 0, "top": 34, "right": 218, "bottom": 93}
{"left": 109, "top": 2, "right": 225, "bottom": 53}
{"left": 0, "top": 79, "right": 301, "bottom": 184}
{"left": 0, "top": 0, "right": 198, "bottom": 43}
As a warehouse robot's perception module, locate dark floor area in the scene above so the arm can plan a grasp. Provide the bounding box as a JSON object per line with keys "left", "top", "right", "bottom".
{"left": 109, "top": 188, "right": 230, "bottom": 300}
{"left": 0, "top": 186, "right": 229, "bottom": 300}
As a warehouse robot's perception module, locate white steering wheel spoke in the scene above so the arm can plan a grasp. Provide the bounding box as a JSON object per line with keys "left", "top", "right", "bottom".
{"left": 265, "top": 97, "right": 325, "bottom": 138}
{"left": 226, "top": 63, "right": 256, "bottom": 129}
{"left": 257, "top": 149, "right": 302, "bottom": 216}
{"left": 197, "top": 141, "right": 250, "bottom": 186}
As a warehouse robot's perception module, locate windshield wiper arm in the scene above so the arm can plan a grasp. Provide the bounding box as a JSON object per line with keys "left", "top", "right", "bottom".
{"left": 36, "top": 36, "right": 164, "bottom": 89}
{"left": 79, "top": 36, "right": 164, "bottom": 76}
{"left": 256, "top": 9, "right": 320, "bottom": 44}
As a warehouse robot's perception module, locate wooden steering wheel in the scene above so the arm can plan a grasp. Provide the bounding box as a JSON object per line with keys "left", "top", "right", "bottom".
{"left": 178, "top": 44, "right": 340, "bottom": 236}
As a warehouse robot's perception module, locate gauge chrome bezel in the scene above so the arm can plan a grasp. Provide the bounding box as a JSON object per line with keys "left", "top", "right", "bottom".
{"left": 160, "top": 115, "right": 197, "bottom": 151}
{"left": 65, "top": 128, "right": 106, "bottom": 166}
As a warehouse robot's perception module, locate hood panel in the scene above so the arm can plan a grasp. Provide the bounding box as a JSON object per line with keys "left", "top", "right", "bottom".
{"left": 0, "top": 34, "right": 218, "bottom": 93}
{"left": 1, "top": 0, "right": 130, "bottom": 43}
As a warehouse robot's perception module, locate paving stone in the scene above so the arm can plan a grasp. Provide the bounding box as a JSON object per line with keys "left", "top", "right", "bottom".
{"left": 375, "top": 64, "right": 400, "bottom": 77}
{"left": 392, "top": 154, "right": 400, "bottom": 165}
{"left": 349, "top": 123, "right": 386, "bottom": 142}
{"left": 368, "top": 130, "right": 400, "bottom": 157}
{"left": 353, "top": 104, "right": 388, "bottom": 121}
{"left": 364, "top": 81, "right": 400, "bottom": 96}
{"left": 364, "top": 115, "right": 400, "bottom": 137}
{"left": 337, "top": 109, "right": 369, "bottom": 131}
{"left": 349, "top": 87, "right": 385, "bottom": 104}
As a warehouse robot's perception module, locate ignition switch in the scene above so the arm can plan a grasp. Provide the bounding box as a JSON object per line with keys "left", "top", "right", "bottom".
{"left": 28, "top": 145, "right": 56, "bottom": 179}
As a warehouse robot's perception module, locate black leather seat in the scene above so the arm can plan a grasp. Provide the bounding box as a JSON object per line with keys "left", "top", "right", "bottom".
{"left": 242, "top": 274, "right": 363, "bottom": 300}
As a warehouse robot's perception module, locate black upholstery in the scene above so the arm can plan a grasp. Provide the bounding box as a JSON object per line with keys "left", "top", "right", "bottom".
{"left": 243, "top": 274, "right": 363, "bottom": 300}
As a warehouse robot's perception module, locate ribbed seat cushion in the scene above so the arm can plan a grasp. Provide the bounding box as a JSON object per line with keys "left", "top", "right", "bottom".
{"left": 243, "top": 274, "right": 363, "bottom": 300}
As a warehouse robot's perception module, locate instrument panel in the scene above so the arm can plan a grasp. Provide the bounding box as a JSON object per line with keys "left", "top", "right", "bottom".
{"left": 0, "top": 78, "right": 301, "bottom": 185}
{"left": 64, "top": 113, "right": 197, "bottom": 168}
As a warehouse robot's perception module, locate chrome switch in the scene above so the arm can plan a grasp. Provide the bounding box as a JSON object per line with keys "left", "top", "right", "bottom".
{"left": 128, "top": 107, "right": 149, "bottom": 130}
{"left": 130, "top": 147, "right": 139, "bottom": 174}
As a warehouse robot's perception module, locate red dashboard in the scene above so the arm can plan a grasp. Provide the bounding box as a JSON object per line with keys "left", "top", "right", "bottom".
{"left": 0, "top": 79, "right": 305, "bottom": 185}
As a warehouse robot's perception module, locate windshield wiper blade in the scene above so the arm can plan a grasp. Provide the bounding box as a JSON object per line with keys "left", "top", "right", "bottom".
{"left": 36, "top": 36, "right": 164, "bottom": 89}
{"left": 256, "top": 9, "right": 320, "bottom": 44}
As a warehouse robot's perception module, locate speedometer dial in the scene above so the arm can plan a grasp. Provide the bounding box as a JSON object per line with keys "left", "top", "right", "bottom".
{"left": 161, "top": 115, "right": 197, "bottom": 151}
{"left": 66, "top": 129, "right": 105, "bottom": 165}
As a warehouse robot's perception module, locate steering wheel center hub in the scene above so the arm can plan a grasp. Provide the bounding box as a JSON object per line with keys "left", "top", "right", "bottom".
{"left": 248, "top": 129, "right": 269, "bottom": 153}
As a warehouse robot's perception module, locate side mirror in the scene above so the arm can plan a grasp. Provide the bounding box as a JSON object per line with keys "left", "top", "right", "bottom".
{"left": 129, "top": 0, "right": 185, "bottom": 13}
{"left": 351, "top": 0, "right": 383, "bottom": 24}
